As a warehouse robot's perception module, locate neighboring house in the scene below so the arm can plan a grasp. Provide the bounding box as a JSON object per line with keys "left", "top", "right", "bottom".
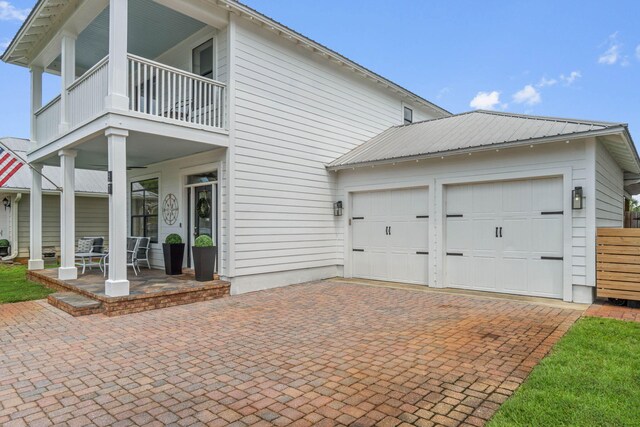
{"left": 0, "top": 137, "right": 108, "bottom": 261}
{"left": 1, "top": 0, "right": 637, "bottom": 303}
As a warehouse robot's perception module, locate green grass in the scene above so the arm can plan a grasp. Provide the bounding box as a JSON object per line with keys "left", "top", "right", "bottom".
{"left": 0, "top": 264, "right": 55, "bottom": 304}
{"left": 489, "top": 317, "right": 640, "bottom": 427}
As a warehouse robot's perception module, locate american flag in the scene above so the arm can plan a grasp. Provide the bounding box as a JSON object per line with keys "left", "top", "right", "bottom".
{"left": 0, "top": 145, "right": 24, "bottom": 187}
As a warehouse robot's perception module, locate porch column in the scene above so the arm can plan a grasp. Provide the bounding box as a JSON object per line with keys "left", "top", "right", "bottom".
{"left": 28, "top": 163, "right": 44, "bottom": 270}
{"left": 59, "top": 32, "right": 76, "bottom": 133}
{"left": 105, "top": 128, "right": 129, "bottom": 296}
{"left": 105, "top": 0, "right": 129, "bottom": 111}
{"left": 58, "top": 149, "right": 77, "bottom": 280}
{"left": 29, "top": 66, "right": 43, "bottom": 148}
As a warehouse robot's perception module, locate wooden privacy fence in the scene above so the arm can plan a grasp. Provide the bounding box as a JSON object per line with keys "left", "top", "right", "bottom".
{"left": 596, "top": 228, "right": 640, "bottom": 301}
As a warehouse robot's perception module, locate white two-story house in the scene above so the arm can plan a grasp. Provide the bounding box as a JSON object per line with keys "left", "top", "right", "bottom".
{"left": 3, "top": 0, "right": 639, "bottom": 303}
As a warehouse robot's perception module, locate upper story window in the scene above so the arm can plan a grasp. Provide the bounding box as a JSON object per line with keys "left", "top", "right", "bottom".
{"left": 131, "top": 178, "right": 159, "bottom": 243}
{"left": 192, "top": 39, "right": 214, "bottom": 79}
{"left": 404, "top": 106, "right": 413, "bottom": 125}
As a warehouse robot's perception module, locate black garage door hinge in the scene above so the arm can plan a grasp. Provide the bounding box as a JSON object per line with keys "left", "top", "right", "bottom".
{"left": 541, "top": 211, "right": 564, "bottom": 215}
{"left": 416, "top": 251, "right": 429, "bottom": 255}
{"left": 446, "top": 252, "right": 464, "bottom": 256}
{"left": 446, "top": 214, "right": 463, "bottom": 218}
{"left": 416, "top": 215, "right": 429, "bottom": 219}
{"left": 352, "top": 248, "right": 364, "bottom": 252}
{"left": 541, "top": 256, "right": 563, "bottom": 260}
{"left": 352, "top": 217, "right": 364, "bottom": 220}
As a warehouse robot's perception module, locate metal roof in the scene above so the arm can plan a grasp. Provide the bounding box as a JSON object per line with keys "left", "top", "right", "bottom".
{"left": 0, "top": 138, "right": 107, "bottom": 194}
{"left": 328, "top": 110, "right": 640, "bottom": 172}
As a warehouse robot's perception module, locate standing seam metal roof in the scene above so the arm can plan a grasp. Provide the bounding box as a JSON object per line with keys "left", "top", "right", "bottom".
{"left": 328, "top": 110, "right": 632, "bottom": 168}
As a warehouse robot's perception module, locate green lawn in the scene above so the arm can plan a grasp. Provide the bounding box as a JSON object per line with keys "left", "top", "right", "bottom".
{"left": 0, "top": 264, "right": 55, "bottom": 304}
{"left": 489, "top": 316, "right": 640, "bottom": 427}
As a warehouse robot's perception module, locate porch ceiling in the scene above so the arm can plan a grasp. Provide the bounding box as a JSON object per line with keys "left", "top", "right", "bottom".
{"left": 48, "top": 0, "right": 208, "bottom": 73}
{"left": 39, "top": 130, "right": 223, "bottom": 170}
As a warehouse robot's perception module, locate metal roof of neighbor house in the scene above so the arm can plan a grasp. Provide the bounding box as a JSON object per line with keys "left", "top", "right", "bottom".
{"left": 328, "top": 110, "right": 640, "bottom": 173}
{"left": 1, "top": 0, "right": 451, "bottom": 117}
{"left": 0, "top": 138, "right": 107, "bottom": 194}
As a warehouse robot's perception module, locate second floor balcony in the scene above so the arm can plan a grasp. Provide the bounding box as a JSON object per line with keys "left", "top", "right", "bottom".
{"left": 34, "top": 53, "right": 226, "bottom": 145}
{"left": 18, "top": 0, "right": 231, "bottom": 149}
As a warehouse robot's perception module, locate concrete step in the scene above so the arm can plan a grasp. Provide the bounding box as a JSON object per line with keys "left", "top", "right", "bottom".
{"left": 48, "top": 292, "right": 104, "bottom": 317}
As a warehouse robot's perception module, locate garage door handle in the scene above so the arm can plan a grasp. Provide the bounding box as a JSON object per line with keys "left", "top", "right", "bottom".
{"left": 499, "top": 227, "right": 502, "bottom": 238}
{"left": 495, "top": 227, "right": 498, "bottom": 238}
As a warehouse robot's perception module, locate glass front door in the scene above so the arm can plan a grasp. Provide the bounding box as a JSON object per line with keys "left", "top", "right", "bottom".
{"left": 187, "top": 182, "right": 217, "bottom": 268}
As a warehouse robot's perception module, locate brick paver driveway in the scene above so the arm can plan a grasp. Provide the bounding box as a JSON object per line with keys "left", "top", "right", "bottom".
{"left": 1, "top": 280, "right": 581, "bottom": 427}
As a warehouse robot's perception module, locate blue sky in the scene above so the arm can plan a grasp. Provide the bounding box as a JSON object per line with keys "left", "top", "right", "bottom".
{"left": 1, "top": 0, "right": 639, "bottom": 141}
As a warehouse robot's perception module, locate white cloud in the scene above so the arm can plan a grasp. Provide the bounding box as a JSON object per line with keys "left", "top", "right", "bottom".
{"left": 469, "top": 91, "right": 501, "bottom": 110}
{"left": 598, "top": 32, "right": 622, "bottom": 65}
{"left": 0, "top": 1, "right": 29, "bottom": 21}
{"left": 436, "top": 87, "right": 450, "bottom": 99}
{"left": 536, "top": 77, "right": 557, "bottom": 88}
{"left": 636, "top": 45, "right": 640, "bottom": 60}
{"left": 560, "top": 70, "right": 581, "bottom": 85}
{"left": 512, "top": 85, "right": 541, "bottom": 106}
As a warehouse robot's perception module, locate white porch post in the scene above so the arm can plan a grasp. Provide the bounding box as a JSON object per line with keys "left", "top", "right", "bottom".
{"left": 28, "top": 164, "right": 44, "bottom": 270}
{"left": 29, "top": 66, "right": 43, "bottom": 148}
{"left": 105, "top": 128, "right": 130, "bottom": 296}
{"left": 58, "top": 149, "right": 77, "bottom": 280}
{"left": 59, "top": 32, "right": 76, "bottom": 133}
{"left": 105, "top": 0, "right": 129, "bottom": 111}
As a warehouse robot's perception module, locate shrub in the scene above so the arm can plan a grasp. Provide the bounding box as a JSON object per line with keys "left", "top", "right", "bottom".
{"left": 0, "top": 239, "right": 9, "bottom": 247}
{"left": 165, "top": 234, "right": 182, "bottom": 244}
{"left": 194, "top": 235, "right": 213, "bottom": 247}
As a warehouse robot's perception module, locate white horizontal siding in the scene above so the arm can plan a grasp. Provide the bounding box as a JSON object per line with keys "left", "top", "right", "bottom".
{"left": 17, "top": 194, "right": 109, "bottom": 258}
{"left": 231, "top": 18, "right": 439, "bottom": 277}
{"left": 595, "top": 142, "right": 624, "bottom": 227}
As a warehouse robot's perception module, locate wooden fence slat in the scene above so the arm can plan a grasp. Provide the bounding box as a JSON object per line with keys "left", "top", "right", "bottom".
{"left": 596, "top": 228, "right": 640, "bottom": 301}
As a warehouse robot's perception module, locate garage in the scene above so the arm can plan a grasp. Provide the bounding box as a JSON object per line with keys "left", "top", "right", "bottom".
{"left": 445, "top": 177, "right": 564, "bottom": 298}
{"left": 351, "top": 187, "right": 429, "bottom": 284}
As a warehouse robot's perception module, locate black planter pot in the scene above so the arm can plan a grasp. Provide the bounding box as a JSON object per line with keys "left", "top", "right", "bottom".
{"left": 162, "top": 243, "right": 185, "bottom": 275}
{"left": 192, "top": 245, "right": 217, "bottom": 282}
{"left": 0, "top": 246, "right": 10, "bottom": 257}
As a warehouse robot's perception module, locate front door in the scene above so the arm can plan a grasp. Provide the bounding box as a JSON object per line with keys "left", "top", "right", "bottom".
{"left": 187, "top": 183, "right": 216, "bottom": 269}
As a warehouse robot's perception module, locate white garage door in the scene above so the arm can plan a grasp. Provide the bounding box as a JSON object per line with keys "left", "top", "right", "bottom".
{"left": 445, "top": 177, "right": 564, "bottom": 298}
{"left": 351, "top": 187, "right": 429, "bottom": 285}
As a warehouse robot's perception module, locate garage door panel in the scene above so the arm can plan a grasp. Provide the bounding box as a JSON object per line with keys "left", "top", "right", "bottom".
{"left": 532, "top": 178, "right": 563, "bottom": 212}
{"left": 446, "top": 256, "right": 470, "bottom": 288}
{"left": 472, "top": 219, "right": 501, "bottom": 253}
{"left": 402, "top": 220, "right": 429, "bottom": 250}
{"left": 501, "top": 218, "right": 531, "bottom": 253}
{"left": 446, "top": 219, "right": 470, "bottom": 251}
{"left": 501, "top": 180, "right": 532, "bottom": 213}
{"left": 351, "top": 251, "right": 369, "bottom": 278}
{"left": 531, "top": 218, "right": 563, "bottom": 253}
{"left": 499, "top": 258, "right": 528, "bottom": 293}
{"left": 472, "top": 183, "right": 500, "bottom": 214}
{"left": 471, "top": 256, "right": 498, "bottom": 289}
{"left": 389, "top": 252, "right": 428, "bottom": 284}
{"left": 527, "top": 259, "right": 563, "bottom": 297}
{"left": 368, "top": 250, "right": 389, "bottom": 280}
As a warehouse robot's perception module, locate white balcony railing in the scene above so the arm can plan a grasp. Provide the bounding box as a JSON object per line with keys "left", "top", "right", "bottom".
{"left": 34, "top": 95, "right": 61, "bottom": 144}
{"left": 128, "top": 54, "right": 225, "bottom": 129}
{"left": 68, "top": 56, "right": 109, "bottom": 129}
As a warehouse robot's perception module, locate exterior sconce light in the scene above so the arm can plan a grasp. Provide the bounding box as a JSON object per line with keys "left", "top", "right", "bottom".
{"left": 2, "top": 197, "right": 10, "bottom": 210}
{"left": 572, "top": 186, "right": 583, "bottom": 210}
{"left": 333, "top": 201, "right": 343, "bottom": 216}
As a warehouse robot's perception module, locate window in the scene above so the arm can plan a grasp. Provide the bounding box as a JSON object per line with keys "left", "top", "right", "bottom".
{"left": 192, "top": 39, "right": 214, "bottom": 79}
{"left": 131, "top": 178, "right": 159, "bottom": 243}
{"left": 404, "top": 106, "right": 413, "bottom": 125}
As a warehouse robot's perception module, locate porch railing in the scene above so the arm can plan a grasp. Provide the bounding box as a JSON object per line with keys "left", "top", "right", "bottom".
{"left": 127, "top": 54, "right": 225, "bottom": 129}
{"left": 67, "top": 56, "right": 109, "bottom": 129}
{"left": 34, "top": 95, "right": 61, "bottom": 144}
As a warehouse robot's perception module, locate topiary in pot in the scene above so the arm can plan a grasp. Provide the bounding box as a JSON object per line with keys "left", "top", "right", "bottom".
{"left": 0, "top": 239, "right": 9, "bottom": 257}
{"left": 162, "top": 233, "right": 185, "bottom": 275}
{"left": 192, "top": 235, "right": 217, "bottom": 282}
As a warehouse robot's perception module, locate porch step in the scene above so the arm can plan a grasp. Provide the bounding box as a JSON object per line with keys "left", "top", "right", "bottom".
{"left": 48, "top": 292, "right": 104, "bottom": 317}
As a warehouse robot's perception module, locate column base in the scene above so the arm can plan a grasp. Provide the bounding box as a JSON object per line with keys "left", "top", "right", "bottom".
{"left": 58, "top": 266, "right": 78, "bottom": 280}
{"left": 28, "top": 259, "right": 44, "bottom": 270}
{"left": 105, "top": 279, "right": 130, "bottom": 297}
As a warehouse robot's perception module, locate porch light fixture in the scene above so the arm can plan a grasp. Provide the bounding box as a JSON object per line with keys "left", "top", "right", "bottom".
{"left": 2, "top": 197, "right": 10, "bottom": 210}
{"left": 333, "top": 201, "right": 343, "bottom": 216}
{"left": 572, "top": 186, "right": 583, "bottom": 210}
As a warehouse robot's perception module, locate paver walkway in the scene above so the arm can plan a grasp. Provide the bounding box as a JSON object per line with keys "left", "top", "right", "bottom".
{"left": 0, "top": 281, "right": 581, "bottom": 426}
{"left": 584, "top": 299, "right": 640, "bottom": 322}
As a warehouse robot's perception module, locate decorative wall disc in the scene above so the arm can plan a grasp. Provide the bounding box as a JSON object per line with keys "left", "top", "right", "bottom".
{"left": 162, "top": 193, "right": 179, "bottom": 225}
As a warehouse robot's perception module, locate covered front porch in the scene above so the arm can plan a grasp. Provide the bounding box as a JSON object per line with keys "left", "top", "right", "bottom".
{"left": 26, "top": 122, "right": 227, "bottom": 298}
{"left": 28, "top": 268, "right": 229, "bottom": 317}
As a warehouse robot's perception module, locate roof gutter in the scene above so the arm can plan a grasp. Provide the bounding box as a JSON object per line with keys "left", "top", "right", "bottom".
{"left": 327, "top": 125, "right": 632, "bottom": 171}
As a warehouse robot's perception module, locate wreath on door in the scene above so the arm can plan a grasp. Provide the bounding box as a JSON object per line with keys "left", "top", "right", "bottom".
{"left": 196, "top": 196, "right": 211, "bottom": 218}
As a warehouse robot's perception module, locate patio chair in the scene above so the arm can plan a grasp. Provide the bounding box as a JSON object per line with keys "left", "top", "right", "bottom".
{"left": 136, "top": 237, "right": 151, "bottom": 270}
{"left": 102, "top": 237, "right": 142, "bottom": 277}
{"left": 75, "top": 237, "right": 106, "bottom": 274}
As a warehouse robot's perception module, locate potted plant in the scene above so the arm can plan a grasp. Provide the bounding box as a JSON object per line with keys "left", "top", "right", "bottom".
{"left": 162, "top": 233, "right": 185, "bottom": 275}
{"left": 192, "top": 235, "right": 216, "bottom": 282}
{"left": 0, "top": 239, "right": 10, "bottom": 257}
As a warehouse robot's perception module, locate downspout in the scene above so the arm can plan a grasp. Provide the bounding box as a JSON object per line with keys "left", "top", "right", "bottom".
{"left": 3, "top": 193, "right": 22, "bottom": 261}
